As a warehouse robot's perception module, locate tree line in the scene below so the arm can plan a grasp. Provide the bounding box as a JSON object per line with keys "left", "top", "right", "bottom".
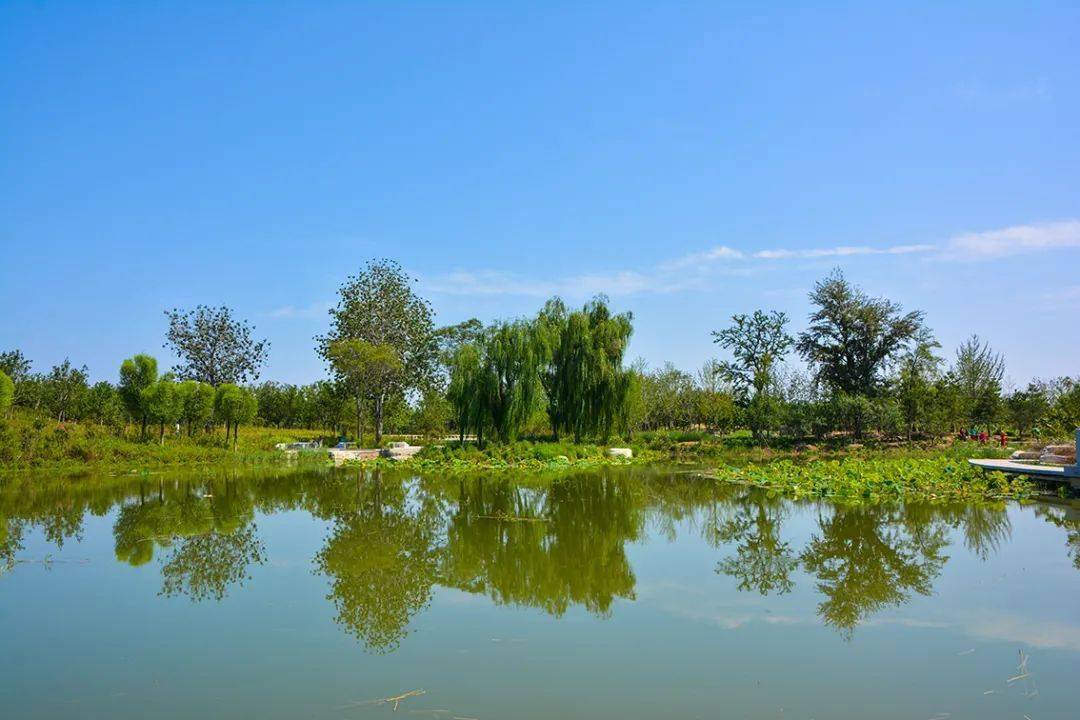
{"left": 2, "top": 261, "right": 1078, "bottom": 448}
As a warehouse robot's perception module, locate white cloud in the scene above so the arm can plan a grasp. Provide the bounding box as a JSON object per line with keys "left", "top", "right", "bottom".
{"left": 944, "top": 220, "right": 1080, "bottom": 260}
{"left": 754, "top": 244, "right": 934, "bottom": 260}
{"left": 283, "top": 219, "right": 1080, "bottom": 303}
{"left": 660, "top": 245, "right": 745, "bottom": 270}
{"left": 964, "top": 613, "right": 1080, "bottom": 652}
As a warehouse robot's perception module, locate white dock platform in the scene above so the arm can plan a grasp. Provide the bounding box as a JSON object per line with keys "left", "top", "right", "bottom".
{"left": 968, "top": 458, "right": 1080, "bottom": 488}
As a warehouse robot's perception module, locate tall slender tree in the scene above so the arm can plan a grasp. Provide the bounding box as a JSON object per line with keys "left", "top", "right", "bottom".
{"left": 318, "top": 260, "right": 437, "bottom": 444}
{"left": 712, "top": 310, "right": 792, "bottom": 440}
{"left": 119, "top": 354, "right": 158, "bottom": 437}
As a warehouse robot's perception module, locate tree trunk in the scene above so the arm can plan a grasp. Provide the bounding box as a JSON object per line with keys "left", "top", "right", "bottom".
{"left": 355, "top": 394, "right": 362, "bottom": 446}
{"left": 159, "top": 421, "right": 165, "bottom": 445}
{"left": 233, "top": 422, "right": 238, "bottom": 450}
{"left": 374, "top": 394, "right": 385, "bottom": 445}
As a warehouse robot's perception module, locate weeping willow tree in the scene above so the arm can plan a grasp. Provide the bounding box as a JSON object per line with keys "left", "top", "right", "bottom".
{"left": 447, "top": 296, "right": 634, "bottom": 445}
{"left": 484, "top": 320, "right": 543, "bottom": 443}
{"left": 547, "top": 297, "right": 634, "bottom": 442}
{"left": 446, "top": 343, "right": 491, "bottom": 444}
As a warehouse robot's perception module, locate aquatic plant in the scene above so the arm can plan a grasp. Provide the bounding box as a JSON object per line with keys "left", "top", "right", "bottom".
{"left": 703, "top": 456, "right": 1034, "bottom": 503}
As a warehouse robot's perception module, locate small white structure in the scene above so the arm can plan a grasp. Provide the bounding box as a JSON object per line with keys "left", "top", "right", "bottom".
{"left": 606, "top": 447, "right": 633, "bottom": 459}
{"left": 381, "top": 441, "right": 422, "bottom": 460}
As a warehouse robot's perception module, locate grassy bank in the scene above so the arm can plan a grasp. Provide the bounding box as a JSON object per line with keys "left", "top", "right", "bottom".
{"left": 3, "top": 414, "right": 1045, "bottom": 507}
{"left": 0, "top": 413, "right": 330, "bottom": 472}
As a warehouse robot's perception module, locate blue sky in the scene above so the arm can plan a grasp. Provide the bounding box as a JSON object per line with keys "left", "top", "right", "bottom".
{"left": 2, "top": 2, "right": 1078, "bottom": 387}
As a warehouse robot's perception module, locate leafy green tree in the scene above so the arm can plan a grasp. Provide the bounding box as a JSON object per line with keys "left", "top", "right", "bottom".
{"left": 446, "top": 343, "right": 489, "bottom": 443}
{"left": 640, "top": 362, "right": 695, "bottom": 430}
{"left": 1045, "top": 378, "right": 1080, "bottom": 438}
{"left": 895, "top": 327, "right": 943, "bottom": 440}
{"left": 538, "top": 297, "right": 634, "bottom": 442}
{"left": 141, "top": 379, "right": 181, "bottom": 444}
{"left": 617, "top": 368, "right": 647, "bottom": 439}
{"left": 434, "top": 318, "right": 484, "bottom": 382}
{"left": 0, "top": 350, "right": 31, "bottom": 406}
{"left": 42, "top": 359, "right": 89, "bottom": 422}
{"left": 318, "top": 259, "right": 438, "bottom": 444}
{"left": 214, "top": 384, "right": 258, "bottom": 448}
{"left": 164, "top": 305, "right": 269, "bottom": 385}
{"left": 325, "top": 339, "right": 403, "bottom": 445}
{"left": 84, "top": 381, "right": 124, "bottom": 427}
{"left": 176, "top": 380, "right": 215, "bottom": 435}
{"left": 412, "top": 389, "right": 451, "bottom": 438}
{"left": 713, "top": 310, "right": 792, "bottom": 440}
{"left": 951, "top": 335, "right": 1005, "bottom": 428}
{"left": 119, "top": 354, "right": 158, "bottom": 437}
{"left": 0, "top": 370, "right": 13, "bottom": 417}
{"left": 483, "top": 320, "right": 543, "bottom": 443}
{"left": 797, "top": 270, "right": 924, "bottom": 397}
{"left": 1005, "top": 382, "right": 1051, "bottom": 439}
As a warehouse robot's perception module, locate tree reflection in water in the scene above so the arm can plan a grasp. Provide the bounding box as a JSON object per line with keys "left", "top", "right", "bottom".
{"left": 799, "top": 506, "right": 948, "bottom": 635}
{"left": 314, "top": 474, "right": 441, "bottom": 653}
{"left": 713, "top": 495, "right": 798, "bottom": 596}
{"left": 1035, "top": 504, "right": 1080, "bottom": 569}
{"left": 2, "top": 466, "right": 1077, "bottom": 653}
{"left": 440, "top": 474, "right": 641, "bottom": 616}
{"left": 113, "top": 477, "right": 266, "bottom": 601}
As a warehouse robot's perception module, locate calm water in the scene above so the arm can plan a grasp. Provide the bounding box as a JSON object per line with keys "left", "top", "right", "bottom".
{"left": 1, "top": 466, "right": 1079, "bottom": 719}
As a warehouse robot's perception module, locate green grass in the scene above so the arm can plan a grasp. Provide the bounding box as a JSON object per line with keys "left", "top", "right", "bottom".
{"left": 3, "top": 417, "right": 1041, "bottom": 506}
{"left": 0, "top": 412, "right": 332, "bottom": 472}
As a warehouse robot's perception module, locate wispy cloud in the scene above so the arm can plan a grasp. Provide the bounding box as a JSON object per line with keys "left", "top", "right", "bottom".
{"left": 943, "top": 220, "right": 1080, "bottom": 260}
{"left": 278, "top": 219, "right": 1080, "bottom": 304}
{"left": 752, "top": 244, "right": 934, "bottom": 260}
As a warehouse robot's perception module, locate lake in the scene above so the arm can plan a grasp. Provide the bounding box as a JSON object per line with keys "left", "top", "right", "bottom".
{"left": 1, "top": 465, "right": 1078, "bottom": 719}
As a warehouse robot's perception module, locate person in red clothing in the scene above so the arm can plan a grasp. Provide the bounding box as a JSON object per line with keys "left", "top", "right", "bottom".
{"left": 998, "top": 430, "right": 1007, "bottom": 447}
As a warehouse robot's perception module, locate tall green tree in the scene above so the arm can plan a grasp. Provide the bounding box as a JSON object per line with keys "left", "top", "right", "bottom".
{"left": 119, "top": 354, "right": 158, "bottom": 437}
{"left": 712, "top": 310, "right": 792, "bottom": 440}
{"left": 318, "top": 260, "right": 437, "bottom": 444}
{"left": 951, "top": 334, "right": 1005, "bottom": 428}
{"left": 141, "top": 379, "right": 181, "bottom": 444}
{"left": 84, "top": 381, "right": 124, "bottom": 427}
{"left": 324, "top": 339, "right": 403, "bottom": 445}
{"left": 1005, "top": 381, "right": 1051, "bottom": 439}
{"left": 176, "top": 380, "right": 215, "bottom": 436}
{"left": 446, "top": 343, "right": 488, "bottom": 443}
{"left": 42, "top": 359, "right": 89, "bottom": 422}
{"left": 0, "top": 370, "right": 13, "bottom": 417}
{"left": 165, "top": 305, "right": 269, "bottom": 385}
{"left": 797, "top": 270, "right": 924, "bottom": 397}
{"left": 214, "top": 384, "right": 258, "bottom": 448}
{"left": 0, "top": 350, "right": 31, "bottom": 406}
{"left": 541, "top": 297, "right": 634, "bottom": 442}
{"left": 895, "top": 327, "right": 943, "bottom": 440}
{"left": 483, "top": 320, "right": 543, "bottom": 443}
